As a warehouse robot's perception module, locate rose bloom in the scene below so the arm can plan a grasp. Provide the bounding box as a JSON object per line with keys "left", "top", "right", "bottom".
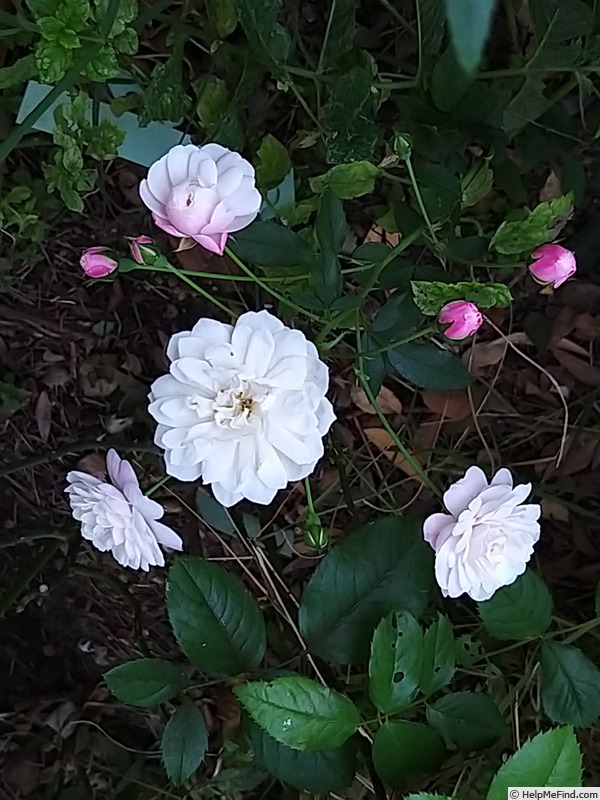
{"left": 438, "top": 300, "right": 483, "bottom": 340}
{"left": 139, "top": 143, "right": 261, "bottom": 255}
{"left": 529, "top": 243, "right": 576, "bottom": 289}
{"left": 65, "top": 450, "right": 182, "bottom": 570}
{"left": 148, "top": 310, "right": 336, "bottom": 507}
{"left": 423, "top": 466, "right": 541, "bottom": 601}
{"left": 80, "top": 246, "right": 117, "bottom": 278}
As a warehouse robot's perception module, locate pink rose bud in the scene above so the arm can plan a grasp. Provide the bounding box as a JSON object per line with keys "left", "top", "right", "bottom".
{"left": 438, "top": 300, "right": 483, "bottom": 340}
{"left": 80, "top": 247, "right": 118, "bottom": 278}
{"left": 130, "top": 235, "right": 154, "bottom": 264}
{"left": 529, "top": 243, "right": 576, "bottom": 289}
{"left": 139, "top": 143, "right": 262, "bottom": 255}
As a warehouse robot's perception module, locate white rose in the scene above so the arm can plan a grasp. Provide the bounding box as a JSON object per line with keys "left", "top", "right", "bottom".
{"left": 65, "top": 450, "right": 183, "bottom": 570}
{"left": 423, "top": 466, "right": 541, "bottom": 601}
{"left": 148, "top": 310, "right": 336, "bottom": 507}
{"left": 139, "top": 143, "right": 262, "bottom": 255}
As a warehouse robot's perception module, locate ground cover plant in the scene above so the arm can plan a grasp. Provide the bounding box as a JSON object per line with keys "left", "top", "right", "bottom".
{"left": 2, "top": 0, "right": 600, "bottom": 798}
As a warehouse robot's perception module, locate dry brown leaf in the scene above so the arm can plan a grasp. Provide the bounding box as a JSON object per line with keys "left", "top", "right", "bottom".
{"left": 546, "top": 436, "right": 599, "bottom": 478}
{"left": 463, "top": 332, "right": 532, "bottom": 372}
{"left": 351, "top": 385, "right": 403, "bottom": 415}
{"left": 540, "top": 498, "right": 570, "bottom": 523}
{"left": 539, "top": 169, "right": 562, "bottom": 202}
{"left": 35, "top": 390, "right": 52, "bottom": 443}
{"left": 422, "top": 390, "right": 472, "bottom": 421}
{"left": 364, "top": 427, "right": 424, "bottom": 481}
{"left": 551, "top": 347, "right": 600, "bottom": 387}
{"left": 552, "top": 337, "right": 589, "bottom": 358}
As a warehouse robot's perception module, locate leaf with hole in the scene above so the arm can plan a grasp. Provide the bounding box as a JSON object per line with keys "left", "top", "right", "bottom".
{"left": 540, "top": 642, "right": 600, "bottom": 727}
{"left": 104, "top": 658, "right": 185, "bottom": 708}
{"left": 420, "top": 614, "right": 455, "bottom": 695}
{"left": 299, "top": 516, "right": 433, "bottom": 663}
{"left": 373, "top": 721, "right": 446, "bottom": 788}
{"left": 486, "top": 727, "right": 582, "bottom": 800}
{"left": 369, "top": 611, "right": 424, "bottom": 713}
{"left": 427, "top": 692, "right": 507, "bottom": 750}
{"left": 478, "top": 569, "right": 552, "bottom": 641}
{"left": 235, "top": 676, "right": 361, "bottom": 751}
{"left": 166, "top": 557, "right": 266, "bottom": 676}
{"left": 245, "top": 718, "right": 356, "bottom": 791}
{"left": 162, "top": 701, "right": 208, "bottom": 785}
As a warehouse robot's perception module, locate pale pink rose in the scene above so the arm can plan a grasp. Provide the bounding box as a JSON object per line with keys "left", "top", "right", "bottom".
{"left": 529, "top": 243, "right": 576, "bottom": 288}
{"left": 139, "top": 143, "right": 262, "bottom": 256}
{"left": 65, "top": 449, "right": 183, "bottom": 571}
{"left": 423, "top": 466, "right": 541, "bottom": 601}
{"left": 438, "top": 300, "right": 483, "bottom": 340}
{"left": 80, "top": 247, "right": 117, "bottom": 278}
{"left": 130, "top": 235, "right": 154, "bottom": 264}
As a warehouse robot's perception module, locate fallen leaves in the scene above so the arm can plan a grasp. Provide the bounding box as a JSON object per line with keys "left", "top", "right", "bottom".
{"left": 364, "top": 426, "right": 425, "bottom": 481}
{"left": 350, "top": 384, "right": 403, "bottom": 415}
{"left": 422, "top": 390, "right": 472, "bottom": 421}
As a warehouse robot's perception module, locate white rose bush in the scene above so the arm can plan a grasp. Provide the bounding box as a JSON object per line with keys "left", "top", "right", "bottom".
{"left": 13, "top": 134, "right": 591, "bottom": 795}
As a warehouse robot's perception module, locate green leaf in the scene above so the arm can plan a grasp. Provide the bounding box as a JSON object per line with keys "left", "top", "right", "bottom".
{"left": 373, "top": 721, "right": 446, "bottom": 788}
{"left": 388, "top": 343, "right": 473, "bottom": 390}
{"left": 427, "top": 692, "right": 507, "bottom": 750}
{"left": 205, "top": 0, "right": 238, "bottom": 38}
{"left": 195, "top": 491, "right": 235, "bottom": 535}
{"left": 140, "top": 56, "right": 190, "bottom": 125}
{"left": 595, "top": 582, "right": 600, "bottom": 617}
{"left": 195, "top": 75, "right": 230, "bottom": 131}
{"left": 162, "top": 701, "right": 208, "bottom": 786}
{"left": 478, "top": 569, "right": 553, "bottom": 641}
{"left": 235, "top": 0, "right": 291, "bottom": 71}
{"left": 419, "top": 0, "right": 446, "bottom": 64}
{"left": 502, "top": 75, "right": 552, "bottom": 139}
{"left": 413, "top": 163, "right": 461, "bottom": 223}
{"left": 420, "top": 614, "right": 455, "bottom": 695}
{"left": 369, "top": 611, "right": 424, "bottom": 713}
{"left": 491, "top": 194, "right": 574, "bottom": 255}
{"left": 405, "top": 795, "right": 455, "bottom": 800}
{"left": 445, "top": 0, "right": 497, "bottom": 74}
{"left": 540, "top": 643, "right": 600, "bottom": 727}
{"left": 235, "top": 677, "right": 361, "bottom": 751}
{"left": 36, "top": 39, "right": 74, "bottom": 83}
{"left": 255, "top": 134, "right": 291, "bottom": 191}
{"left": 530, "top": 0, "right": 593, "bottom": 43}
{"left": 411, "top": 281, "right": 512, "bottom": 316}
{"left": 486, "top": 727, "right": 582, "bottom": 800}
{"left": 231, "top": 221, "right": 313, "bottom": 267}
{"left": 166, "top": 557, "right": 266, "bottom": 676}
{"left": 461, "top": 159, "right": 493, "bottom": 208}
{"left": 431, "top": 47, "right": 473, "bottom": 112}
{"left": 316, "top": 187, "right": 346, "bottom": 255}
{"left": 455, "top": 634, "right": 484, "bottom": 667}
{"left": 321, "top": 0, "right": 359, "bottom": 67}
{"left": 310, "top": 162, "right": 381, "bottom": 199}
{"left": 323, "top": 67, "right": 377, "bottom": 164}
{"left": 299, "top": 517, "right": 433, "bottom": 663}
{"left": 246, "top": 719, "right": 356, "bottom": 792}
{"left": 0, "top": 55, "right": 37, "bottom": 90}
{"left": 104, "top": 658, "right": 185, "bottom": 708}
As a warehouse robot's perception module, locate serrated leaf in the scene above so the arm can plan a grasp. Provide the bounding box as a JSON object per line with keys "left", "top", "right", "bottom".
{"left": 323, "top": 67, "right": 377, "bottom": 164}
{"left": 445, "top": 0, "right": 497, "bottom": 74}
{"left": 541, "top": 642, "right": 600, "bottom": 727}
{"left": 411, "top": 281, "right": 512, "bottom": 316}
{"left": 310, "top": 162, "right": 381, "bottom": 199}
{"left": 322, "top": 0, "right": 359, "bottom": 67}
{"left": 455, "top": 635, "right": 484, "bottom": 667}
{"left": 420, "top": 614, "right": 455, "bottom": 695}
{"left": 0, "top": 55, "right": 37, "bottom": 90}
{"left": 235, "top": 677, "right": 361, "bottom": 751}
{"left": 478, "top": 569, "right": 553, "bottom": 641}
{"left": 503, "top": 75, "right": 552, "bottom": 139}
{"left": 299, "top": 517, "right": 433, "bottom": 663}
{"left": 256, "top": 134, "right": 291, "bottom": 191}
{"left": 529, "top": 0, "right": 593, "bottom": 43}
{"left": 388, "top": 343, "right": 473, "bottom": 390}
{"left": 373, "top": 721, "right": 446, "bottom": 788}
{"left": 230, "top": 221, "right": 313, "bottom": 267}
{"left": 235, "top": 0, "right": 291, "bottom": 71}
{"left": 195, "top": 491, "right": 235, "bottom": 535}
{"left": 461, "top": 160, "right": 493, "bottom": 208}
{"left": 369, "top": 611, "right": 424, "bottom": 713}
{"left": 140, "top": 56, "right": 190, "bottom": 125}
{"left": 491, "top": 194, "right": 573, "bottom": 255}
{"left": 205, "top": 0, "right": 238, "bottom": 38}
{"left": 427, "top": 692, "right": 507, "bottom": 750}
{"left": 104, "top": 658, "right": 185, "bottom": 708}
{"left": 246, "top": 718, "right": 356, "bottom": 792}
{"left": 312, "top": 188, "right": 344, "bottom": 305}
{"left": 162, "top": 701, "right": 208, "bottom": 785}
{"left": 166, "top": 557, "right": 266, "bottom": 676}
{"left": 195, "top": 75, "right": 230, "bottom": 131}
{"left": 486, "top": 727, "right": 582, "bottom": 800}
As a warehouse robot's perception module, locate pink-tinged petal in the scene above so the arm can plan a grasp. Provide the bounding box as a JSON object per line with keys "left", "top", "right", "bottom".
{"left": 444, "top": 465, "right": 489, "bottom": 516}
{"left": 529, "top": 243, "right": 576, "bottom": 288}
{"left": 192, "top": 231, "right": 227, "bottom": 255}
{"left": 202, "top": 201, "right": 236, "bottom": 235}
{"left": 139, "top": 180, "right": 167, "bottom": 217}
{"left": 423, "top": 512, "right": 455, "bottom": 548}
{"left": 152, "top": 213, "right": 185, "bottom": 238}
{"left": 438, "top": 300, "right": 483, "bottom": 340}
{"left": 144, "top": 154, "right": 172, "bottom": 202}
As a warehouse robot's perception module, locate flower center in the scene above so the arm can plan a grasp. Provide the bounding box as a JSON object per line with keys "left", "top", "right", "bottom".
{"left": 165, "top": 181, "right": 218, "bottom": 235}
{"left": 212, "top": 377, "right": 270, "bottom": 432}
